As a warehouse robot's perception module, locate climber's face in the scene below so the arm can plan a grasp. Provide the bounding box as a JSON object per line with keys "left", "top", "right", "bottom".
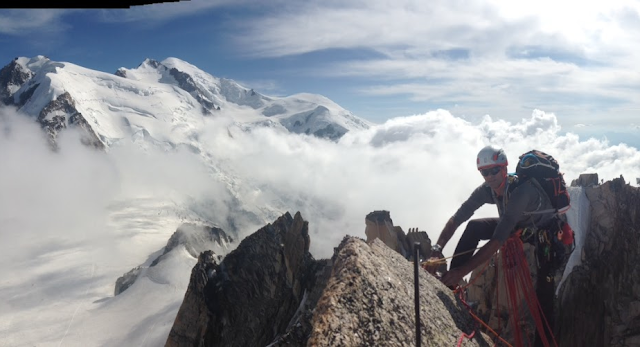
{"left": 480, "top": 165, "right": 506, "bottom": 190}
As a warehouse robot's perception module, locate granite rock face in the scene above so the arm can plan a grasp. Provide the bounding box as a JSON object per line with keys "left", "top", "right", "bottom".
{"left": 151, "top": 223, "right": 233, "bottom": 266}
{"left": 571, "top": 173, "right": 599, "bottom": 187}
{"left": 115, "top": 222, "right": 233, "bottom": 296}
{"left": 166, "top": 211, "right": 319, "bottom": 347}
{"left": 308, "top": 237, "right": 490, "bottom": 347}
{"left": 37, "top": 91, "right": 104, "bottom": 150}
{"left": 556, "top": 177, "right": 640, "bottom": 347}
{"left": 163, "top": 250, "right": 220, "bottom": 346}
{"left": 166, "top": 212, "right": 491, "bottom": 346}
{"left": 0, "top": 58, "right": 33, "bottom": 104}
{"left": 364, "top": 210, "right": 433, "bottom": 261}
{"left": 114, "top": 266, "right": 142, "bottom": 296}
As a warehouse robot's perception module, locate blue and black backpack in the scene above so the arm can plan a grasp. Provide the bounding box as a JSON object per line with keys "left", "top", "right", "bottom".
{"left": 514, "top": 149, "right": 571, "bottom": 215}
{"left": 511, "top": 150, "right": 574, "bottom": 270}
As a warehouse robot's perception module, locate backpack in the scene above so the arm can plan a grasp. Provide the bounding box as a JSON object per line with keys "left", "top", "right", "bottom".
{"left": 514, "top": 149, "right": 571, "bottom": 215}
{"left": 512, "top": 150, "right": 575, "bottom": 256}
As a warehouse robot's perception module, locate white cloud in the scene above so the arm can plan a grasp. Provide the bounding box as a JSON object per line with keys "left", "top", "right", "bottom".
{"left": 0, "top": 105, "right": 233, "bottom": 269}
{"left": 226, "top": 1, "right": 640, "bottom": 126}
{"left": 194, "top": 108, "right": 640, "bottom": 259}
{"left": 235, "top": 78, "right": 283, "bottom": 95}
{"left": 235, "top": 0, "right": 639, "bottom": 61}
{"left": 0, "top": 106, "right": 250, "bottom": 347}
{"left": 0, "top": 108, "right": 114, "bottom": 256}
{"left": 96, "top": 0, "right": 256, "bottom": 23}
{"left": 0, "top": 10, "right": 71, "bottom": 35}
{"left": 234, "top": 1, "right": 504, "bottom": 58}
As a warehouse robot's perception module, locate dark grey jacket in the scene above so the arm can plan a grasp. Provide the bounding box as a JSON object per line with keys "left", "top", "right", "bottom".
{"left": 452, "top": 176, "right": 556, "bottom": 242}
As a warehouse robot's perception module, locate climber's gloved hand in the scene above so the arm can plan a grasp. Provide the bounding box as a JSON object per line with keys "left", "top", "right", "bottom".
{"left": 422, "top": 248, "right": 444, "bottom": 276}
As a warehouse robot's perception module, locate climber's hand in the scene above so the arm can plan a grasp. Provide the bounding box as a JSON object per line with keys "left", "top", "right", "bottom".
{"left": 441, "top": 267, "right": 466, "bottom": 288}
{"left": 422, "top": 252, "right": 444, "bottom": 275}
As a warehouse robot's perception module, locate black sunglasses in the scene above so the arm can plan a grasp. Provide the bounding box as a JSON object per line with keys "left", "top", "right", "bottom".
{"left": 480, "top": 166, "right": 502, "bottom": 177}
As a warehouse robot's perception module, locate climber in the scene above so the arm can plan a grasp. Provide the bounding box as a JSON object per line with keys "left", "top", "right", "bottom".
{"left": 424, "top": 145, "right": 559, "bottom": 347}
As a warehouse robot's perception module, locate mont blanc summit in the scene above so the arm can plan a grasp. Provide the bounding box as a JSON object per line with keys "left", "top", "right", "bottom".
{"left": 0, "top": 55, "right": 371, "bottom": 149}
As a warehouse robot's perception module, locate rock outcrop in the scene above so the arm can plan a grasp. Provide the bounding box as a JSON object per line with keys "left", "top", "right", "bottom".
{"left": 166, "top": 211, "right": 491, "bottom": 346}
{"left": 307, "top": 237, "right": 490, "bottom": 347}
{"left": 166, "top": 211, "right": 321, "bottom": 347}
{"left": 571, "top": 173, "right": 599, "bottom": 187}
{"left": 37, "top": 91, "right": 104, "bottom": 150}
{"left": 150, "top": 223, "right": 233, "bottom": 266}
{"left": 364, "top": 210, "right": 433, "bottom": 261}
{"left": 114, "top": 266, "right": 142, "bottom": 296}
{"left": 168, "top": 67, "right": 217, "bottom": 114}
{"left": 556, "top": 177, "right": 640, "bottom": 346}
{"left": 0, "top": 58, "right": 33, "bottom": 104}
{"left": 115, "top": 222, "right": 233, "bottom": 296}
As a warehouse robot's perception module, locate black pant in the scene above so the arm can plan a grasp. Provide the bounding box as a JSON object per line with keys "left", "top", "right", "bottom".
{"left": 534, "top": 246, "right": 555, "bottom": 347}
{"left": 450, "top": 218, "right": 497, "bottom": 270}
{"left": 449, "top": 218, "right": 555, "bottom": 346}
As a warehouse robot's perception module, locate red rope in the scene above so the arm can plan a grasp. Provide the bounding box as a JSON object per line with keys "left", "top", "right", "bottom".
{"left": 500, "top": 236, "right": 558, "bottom": 347}
{"left": 455, "top": 284, "right": 513, "bottom": 347}
{"left": 503, "top": 240, "right": 524, "bottom": 346}
{"left": 456, "top": 326, "right": 476, "bottom": 346}
{"left": 436, "top": 233, "right": 558, "bottom": 346}
{"left": 456, "top": 288, "right": 477, "bottom": 346}
{"left": 495, "top": 265, "right": 502, "bottom": 346}
{"left": 454, "top": 257, "right": 513, "bottom": 347}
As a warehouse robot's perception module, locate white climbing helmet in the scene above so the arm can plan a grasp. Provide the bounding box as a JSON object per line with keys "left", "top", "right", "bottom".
{"left": 476, "top": 146, "right": 508, "bottom": 169}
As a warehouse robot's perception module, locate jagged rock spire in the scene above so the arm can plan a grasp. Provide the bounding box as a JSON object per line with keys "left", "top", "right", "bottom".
{"left": 165, "top": 212, "right": 491, "bottom": 346}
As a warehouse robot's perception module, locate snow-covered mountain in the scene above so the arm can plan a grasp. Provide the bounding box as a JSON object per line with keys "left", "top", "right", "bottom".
{"left": 0, "top": 55, "right": 373, "bottom": 347}
{"left": 0, "top": 56, "right": 371, "bottom": 148}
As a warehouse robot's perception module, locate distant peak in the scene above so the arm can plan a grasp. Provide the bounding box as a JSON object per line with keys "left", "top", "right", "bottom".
{"left": 10, "top": 55, "right": 51, "bottom": 74}
{"left": 139, "top": 58, "right": 161, "bottom": 69}
{"left": 160, "top": 58, "right": 203, "bottom": 74}
{"left": 161, "top": 57, "right": 190, "bottom": 65}
{"left": 28, "top": 55, "right": 49, "bottom": 64}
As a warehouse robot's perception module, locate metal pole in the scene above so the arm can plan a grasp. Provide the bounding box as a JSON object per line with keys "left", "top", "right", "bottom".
{"left": 414, "top": 242, "right": 421, "bottom": 347}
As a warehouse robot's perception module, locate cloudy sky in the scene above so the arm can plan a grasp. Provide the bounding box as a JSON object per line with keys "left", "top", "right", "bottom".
{"left": 1, "top": 1, "right": 639, "bottom": 146}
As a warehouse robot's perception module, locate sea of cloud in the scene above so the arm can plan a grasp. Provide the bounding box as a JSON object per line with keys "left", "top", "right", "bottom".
{"left": 201, "top": 108, "right": 640, "bottom": 258}
{"left": 0, "top": 107, "right": 234, "bottom": 347}
{"left": 2, "top": 106, "right": 639, "bottom": 261}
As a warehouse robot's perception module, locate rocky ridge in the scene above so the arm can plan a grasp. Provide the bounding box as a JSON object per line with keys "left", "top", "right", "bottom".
{"left": 165, "top": 211, "right": 490, "bottom": 346}
{"left": 164, "top": 175, "right": 640, "bottom": 346}
{"left": 0, "top": 58, "right": 33, "bottom": 104}
{"left": 556, "top": 176, "right": 640, "bottom": 346}
{"left": 115, "top": 222, "right": 234, "bottom": 296}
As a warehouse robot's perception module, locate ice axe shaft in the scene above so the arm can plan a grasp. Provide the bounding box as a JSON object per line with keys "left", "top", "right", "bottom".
{"left": 414, "top": 242, "right": 421, "bottom": 347}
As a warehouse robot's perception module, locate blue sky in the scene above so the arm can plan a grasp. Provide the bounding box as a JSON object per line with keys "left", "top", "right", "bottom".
{"left": 1, "top": 1, "right": 640, "bottom": 146}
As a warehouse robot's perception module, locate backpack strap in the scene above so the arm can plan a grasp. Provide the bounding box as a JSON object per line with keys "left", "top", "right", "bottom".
{"left": 523, "top": 208, "right": 558, "bottom": 216}
{"left": 521, "top": 177, "right": 557, "bottom": 216}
